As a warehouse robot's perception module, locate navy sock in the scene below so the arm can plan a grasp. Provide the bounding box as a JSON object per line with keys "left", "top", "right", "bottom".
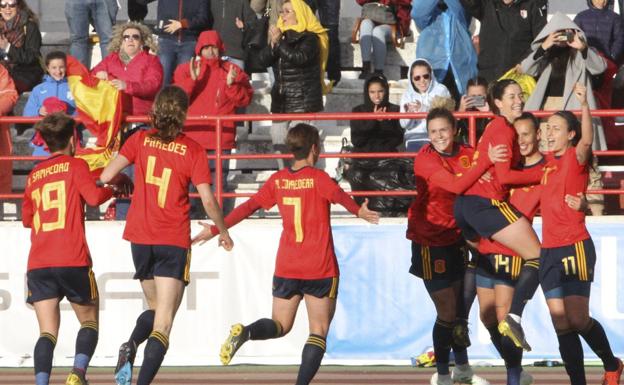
{"left": 34, "top": 332, "right": 56, "bottom": 385}
{"left": 486, "top": 325, "right": 504, "bottom": 356}
{"left": 247, "top": 318, "right": 283, "bottom": 340}
{"left": 557, "top": 330, "right": 586, "bottom": 385}
{"left": 74, "top": 321, "right": 98, "bottom": 373}
{"left": 458, "top": 263, "right": 477, "bottom": 319}
{"left": 578, "top": 318, "right": 619, "bottom": 371}
{"left": 136, "top": 331, "right": 168, "bottom": 385}
{"left": 295, "top": 334, "right": 326, "bottom": 385}
{"left": 509, "top": 259, "right": 540, "bottom": 316}
{"left": 507, "top": 366, "right": 522, "bottom": 385}
{"left": 433, "top": 318, "right": 453, "bottom": 375}
{"left": 453, "top": 347, "right": 469, "bottom": 366}
{"left": 129, "top": 310, "right": 155, "bottom": 347}
{"left": 501, "top": 336, "right": 523, "bottom": 385}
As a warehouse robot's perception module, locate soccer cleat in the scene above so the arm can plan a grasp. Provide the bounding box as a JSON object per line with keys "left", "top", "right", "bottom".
{"left": 498, "top": 315, "right": 532, "bottom": 352}
{"left": 452, "top": 365, "right": 491, "bottom": 385}
{"left": 430, "top": 373, "right": 453, "bottom": 385}
{"left": 220, "top": 323, "right": 249, "bottom": 365}
{"left": 65, "top": 369, "right": 88, "bottom": 385}
{"left": 452, "top": 319, "right": 471, "bottom": 348}
{"left": 114, "top": 341, "right": 136, "bottom": 385}
{"left": 520, "top": 370, "right": 534, "bottom": 385}
{"left": 602, "top": 358, "right": 623, "bottom": 385}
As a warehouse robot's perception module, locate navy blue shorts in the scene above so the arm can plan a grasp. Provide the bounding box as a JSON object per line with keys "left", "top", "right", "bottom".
{"left": 27, "top": 266, "right": 98, "bottom": 305}
{"left": 131, "top": 243, "right": 192, "bottom": 285}
{"left": 476, "top": 253, "right": 523, "bottom": 288}
{"left": 272, "top": 276, "right": 339, "bottom": 299}
{"left": 540, "top": 238, "right": 595, "bottom": 299}
{"left": 454, "top": 195, "right": 522, "bottom": 241}
{"left": 409, "top": 241, "right": 468, "bottom": 293}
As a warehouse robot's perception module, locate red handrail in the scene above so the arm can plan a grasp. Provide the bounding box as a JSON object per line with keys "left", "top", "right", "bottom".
{"left": 2, "top": 110, "right": 624, "bottom": 202}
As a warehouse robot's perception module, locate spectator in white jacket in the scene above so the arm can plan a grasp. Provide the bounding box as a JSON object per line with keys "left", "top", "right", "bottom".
{"left": 400, "top": 59, "right": 451, "bottom": 151}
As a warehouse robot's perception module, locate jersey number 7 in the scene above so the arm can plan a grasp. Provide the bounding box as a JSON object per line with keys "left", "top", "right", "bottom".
{"left": 283, "top": 197, "right": 303, "bottom": 243}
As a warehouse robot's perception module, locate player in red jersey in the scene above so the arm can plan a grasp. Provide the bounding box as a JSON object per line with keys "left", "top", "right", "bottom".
{"left": 537, "top": 84, "right": 622, "bottom": 385}
{"left": 194, "top": 123, "right": 379, "bottom": 385}
{"left": 23, "top": 113, "right": 118, "bottom": 385}
{"left": 99, "top": 86, "right": 233, "bottom": 385}
{"left": 453, "top": 80, "right": 544, "bottom": 351}
{"left": 407, "top": 107, "right": 502, "bottom": 385}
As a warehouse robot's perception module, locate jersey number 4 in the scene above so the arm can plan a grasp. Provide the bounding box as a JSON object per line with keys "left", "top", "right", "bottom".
{"left": 31, "top": 181, "right": 66, "bottom": 234}
{"left": 146, "top": 156, "right": 172, "bottom": 208}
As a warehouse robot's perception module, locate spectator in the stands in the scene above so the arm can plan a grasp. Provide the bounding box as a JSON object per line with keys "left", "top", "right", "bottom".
{"left": 24, "top": 51, "right": 76, "bottom": 157}
{"left": 0, "top": 0, "right": 43, "bottom": 93}
{"left": 400, "top": 58, "right": 451, "bottom": 151}
{"left": 174, "top": 30, "right": 253, "bottom": 216}
{"left": 356, "top": 0, "right": 412, "bottom": 79}
{"left": 574, "top": 0, "right": 624, "bottom": 63}
{"left": 92, "top": 21, "right": 163, "bottom": 116}
{"left": 461, "top": 0, "right": 547, "bottom": 83}
{"left": 211, "top": 0, "right": 257, "bottom": 70}
{"left": 65, "top": 0, "right": 118, "bottom": 68}
{"left": 156, "top": 0, "right": 211, "bottom": 86}
{"left": 348, "top": 73, "right": 412, "bottom": 216}
{"left": 521, "top": 12, "right": 607, "bottom": 216}
{"left": 304, "top": 0, "right": 342, "bottom": 86}
{"left": 412, "top": 0, "right": 477, "bottom": 102}
{"left": 457, "top": 76, "right": 490, "bottom": 140}
{"left": 0, "top": 64, "right": 16, "bottom": 195}
{"left": 259, "top": 0, "right": 329, "bottom": 168}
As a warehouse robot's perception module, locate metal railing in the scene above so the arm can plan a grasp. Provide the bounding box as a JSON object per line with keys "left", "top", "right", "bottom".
{"left": 1, "top": 110, "right": 624, "bottom": 204}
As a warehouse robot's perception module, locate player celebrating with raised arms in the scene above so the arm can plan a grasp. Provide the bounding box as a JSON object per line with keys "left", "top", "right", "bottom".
{"left": 23, "top": 113, "right": 119, "bottom": 385}
{"left": 99, "top": 85, "right": 233, "bottom": 385}
{"left": 193, "top": 123, "right": 379, "bottom": 385}
{"left": 538, "top": 84, "right": 622, "bottom": 385}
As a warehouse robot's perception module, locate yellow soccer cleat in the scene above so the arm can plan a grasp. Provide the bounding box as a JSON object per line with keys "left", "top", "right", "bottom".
{"left": 65, "top": 369, "right": 88, "bottom": 385}
{"left": 499, "top": 315, "right": 532, "bottom": 352}
{"left": 220, "top": 323, "right": 249, "bottom": 365}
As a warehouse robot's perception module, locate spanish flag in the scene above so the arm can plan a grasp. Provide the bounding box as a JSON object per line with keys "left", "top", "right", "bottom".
{"left": 66, "top": 55, "right": 123, "bottom": 172}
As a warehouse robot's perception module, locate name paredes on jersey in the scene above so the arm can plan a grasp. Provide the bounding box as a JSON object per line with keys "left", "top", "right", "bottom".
{"left": 143, "top": 136, "right": 187, "bottom": 155}
{"left": 29, "top": 162, "right": 70, "bottom": 184}
{"left": 275, "top": 178, "right": 315, "bottom": 190}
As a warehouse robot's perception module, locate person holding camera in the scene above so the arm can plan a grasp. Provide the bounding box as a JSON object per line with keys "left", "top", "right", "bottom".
{"left": 457, "top": 76, "right": 489, "bottom": 141}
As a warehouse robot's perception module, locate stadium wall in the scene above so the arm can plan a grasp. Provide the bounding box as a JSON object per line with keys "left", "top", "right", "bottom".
{"left": 1, "top": 218, "right": 623, "bottom": 367}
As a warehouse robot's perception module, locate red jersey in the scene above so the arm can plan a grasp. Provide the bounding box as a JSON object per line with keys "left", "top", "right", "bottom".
{"left": 252, "top": 166, "right": 359, "bottom": 279}
{"left": 464, "top": 116, "right": 540, "bottom": 200}
{"left": 23, "top": 155, "right": 112, "bottom": 271}
{"left": 407, "top": 143, "right": 474, "bottom": 246}
{"left": 540, "top": 147, "right": 590, "bottom": 247}
{"left": 478, "top": 160, "right": 544, "bottom": 255}
{"left": 120, "top": 130, "right": 211, "bottom": 248}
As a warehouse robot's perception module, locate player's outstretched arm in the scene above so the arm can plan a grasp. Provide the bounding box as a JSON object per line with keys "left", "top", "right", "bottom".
{"left": 358, "top": 198, "right": 380, "bottom": 224}
{"left": 192, "top": 197, "right": 264, "bottom": 246}
{"left": 574, "top": 83, "right": 593, "bottom": 165}
{"left": 195, "top": 183, "right": 233, "bottom": 250}
{"left": 100, "top": 154, "right": 131, "bottom": 184}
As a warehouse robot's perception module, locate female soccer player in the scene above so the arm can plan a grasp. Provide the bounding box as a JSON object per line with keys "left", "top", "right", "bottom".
{"left": 539, "top": 84, "right": 622, "bottom": 385}
{"left": 23, "top": 113, "right": 117, "bottom": 385}
{"left": 194, "top": 123, "right": 379, "bottom": 385}
{"left": 453, "top": 79, "right": 544, "bottom": 351}
{"left": 407, "top": 107, "right": 499, "bottom": 385}
{"left": 100, "top": 86, "right": 233, "bottom": 385}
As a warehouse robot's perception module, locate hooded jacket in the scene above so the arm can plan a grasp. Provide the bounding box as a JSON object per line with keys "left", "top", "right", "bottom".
{"left": 573, "top": 0, "right": 624, "bottom": 62}
{"left": 400, "top": 59, "right": 451, "bottom": 140}
{"left": 521, "top": 12, "right": 607, "bottom": 150}
{"left": 350, "top": 74, "right": 403, "bottom": 152}
{"left": 173, "top": 31, "right": 253, "bottom": 150}
{"left": 92, "top": 49, "right": 163, "bottom": 116}
{"left": 461, "top": 0, "right": 547, "bottom": 82}
{"left": 23, "top": 75, "right": 76, "bottom": 117}
{"left": 412, "top": 0, "right": 477, "bottom": 95}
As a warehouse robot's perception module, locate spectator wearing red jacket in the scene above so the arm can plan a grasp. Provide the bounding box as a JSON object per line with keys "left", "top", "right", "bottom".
{"left": 0, "top": 65, "right": 17, "bottom": 196}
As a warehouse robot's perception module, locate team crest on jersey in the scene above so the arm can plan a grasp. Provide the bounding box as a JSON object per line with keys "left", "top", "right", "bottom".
{"left": 520, "top": 9, "right": 527, "bottom": 19}
{"left": 434, "top": 260, "right": 446, "bottom": 274}
{"left": 459, "top": 155, "right": 471, "bottom": 169}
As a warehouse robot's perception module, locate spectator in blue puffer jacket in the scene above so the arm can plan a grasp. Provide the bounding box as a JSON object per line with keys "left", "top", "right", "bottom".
{"left": 574, "top": 0, "right": 624, "bottom": 62}
{"left": 24, "top": 51, "right": 76, "bottom": 156}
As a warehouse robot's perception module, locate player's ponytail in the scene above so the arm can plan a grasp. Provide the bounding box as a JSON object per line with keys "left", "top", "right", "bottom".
{"left": 149, "top": 86, "right": 189, "bottom": 143}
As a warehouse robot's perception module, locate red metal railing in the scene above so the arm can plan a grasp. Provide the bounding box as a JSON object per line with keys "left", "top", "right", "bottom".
{"left": 1, "top": 110, "right": 624, "bottom": 204}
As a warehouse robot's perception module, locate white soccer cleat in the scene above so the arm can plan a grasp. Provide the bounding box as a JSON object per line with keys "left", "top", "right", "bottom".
{"left": 430, "top": 373, "right": 453, "bottom": 385}
{"left": 451, "top": 364, "right": 491, "bottom": 385}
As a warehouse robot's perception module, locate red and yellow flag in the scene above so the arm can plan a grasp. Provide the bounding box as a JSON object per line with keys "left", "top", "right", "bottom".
{"left": 66, "top": 55, "right": 123, "bottom": 172}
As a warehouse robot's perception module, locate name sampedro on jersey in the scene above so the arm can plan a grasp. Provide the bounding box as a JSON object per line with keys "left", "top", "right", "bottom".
{"left": 23, "top": 155, "right": 112, "bottom": 271}
{"left": 120, "top": 130, "right": 211, "bottom": 249}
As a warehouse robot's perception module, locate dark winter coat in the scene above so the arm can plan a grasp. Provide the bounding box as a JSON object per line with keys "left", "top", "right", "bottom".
{"left": 211, "top": 0, "right": 257, "bottom": 60}
{"left": 574, "top": 0, "right": 624, "bottom": 62}
{"left": 460, "top": 0, "right": 547, "bottom": 82}
{"left": 259, "top": 30, "right": 323, "bottom": 113}
{"left": 0, "top": 18, "right": 43, "bottom": 93}
{"left": 155, "top": 0, "right": 212, "bottom": 42}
